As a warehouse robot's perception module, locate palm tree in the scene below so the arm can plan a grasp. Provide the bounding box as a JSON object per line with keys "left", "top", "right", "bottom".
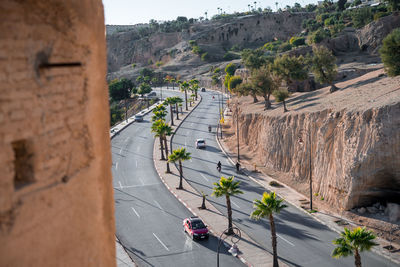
{"left": 180, "top": 81, "right": 190, "bottom": 111}
{"left": 204, "top": 11, "right": 208, "bottom": 20}
{"left": 332, "top": 227, "right": 378, "bottom": 267}
{"left": 189, "top": 79, "right": 200, "bottom": 100}
{"left": 161, "top": 123, "right": 173, "bottom": 173}
{"left": 250, "top": 192, "right": 287, "bottom": 267}
{"left": 164, "top": 97, "right": 175, "bottom": 126}
{"left": 212, "top": 176, "right": 243, "bottom": 235}
{"left": 168, "top": 148, "right": 191, "bottom": 189}
{"left": 275, "top": 2, "right": 278, "bottom": 11}
{"left": 171, "top": 78, "right": 176, "bottom": 90}
{"left": 151, "top": 110, "right": 167, "bottom": 121}
{"left": 173, "top": 97, "right": 183, "bottom": 120}
{"left": 151, "top": 120, "right": 166, "bottom": 160}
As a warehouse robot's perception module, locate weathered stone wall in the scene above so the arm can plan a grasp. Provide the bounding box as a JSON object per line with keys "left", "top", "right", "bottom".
{"left": 0, "top": 1, "right": 115, "bottom": 266}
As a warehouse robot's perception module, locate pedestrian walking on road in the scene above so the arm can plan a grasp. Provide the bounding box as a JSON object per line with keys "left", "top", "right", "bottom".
{"left": 236, "top": 161, "right": 241, "bottom": 173}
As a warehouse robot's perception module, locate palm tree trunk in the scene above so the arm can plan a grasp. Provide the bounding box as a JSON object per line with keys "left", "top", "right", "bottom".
{"left": 185, "top": 90, "right": 188, "bottom": 110}
{"left": 169, "top": 104, "right": 174, "bottom": 126}
{"left": 175, "top": 103, "right": 179, "bottom": 120}
{"left": 283, "top": 100, "right": 288, "bottom": 112}
{"left": 164, "top": 138, "right": 170, "bottom": 173}
{"left": 354, "top": 249, "right": 362, "bottom": 267}
{"left": 226, "top": 196, "right": 233, "bottom": 235}
{"left": 159, "top": 136, "right": 165, "bottom": 160}
{"left": 269, "top": 214, "right": 279, "bottom": 267}
{"left": 178, "top": 160, "right": 183, "bottom": 189}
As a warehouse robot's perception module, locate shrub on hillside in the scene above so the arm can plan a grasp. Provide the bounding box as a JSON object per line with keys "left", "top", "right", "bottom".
{"left": 351, "top": 7, "right": 373, "bottom": 28}
{"left": 278, "top": 42, "right": 292, "bottom": 52}
{"left": 308, "top": 28, "right": 330, "bottom": 44}
{"left": 289, "top": 37, "right": 306, "bottom": 47}
{"left": 223, "top": 52, "right": 240, "bottom": 61}
{"left": 380, "top": 28, "right": 400, "bottom": 76}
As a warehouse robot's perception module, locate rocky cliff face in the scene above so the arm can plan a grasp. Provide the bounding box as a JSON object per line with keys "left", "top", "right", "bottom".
{"left": 233, "top": 70, "right": 400, "bottom": 210}
{"left": 106, "top": 12, "right": 313, "bottom": 73}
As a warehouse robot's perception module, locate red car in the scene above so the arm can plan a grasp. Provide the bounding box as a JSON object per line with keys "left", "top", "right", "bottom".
{"left": 183, "top": 216, "right": 209, "bottom": 240}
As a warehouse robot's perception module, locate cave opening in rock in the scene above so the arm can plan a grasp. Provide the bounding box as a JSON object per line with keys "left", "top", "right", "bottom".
{"left": 355, "top": 171, "right": 400, "bottom": 209}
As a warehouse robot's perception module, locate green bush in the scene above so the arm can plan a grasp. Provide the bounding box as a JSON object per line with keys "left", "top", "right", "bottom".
{"left": 278, "top": 42, "right": 292, "bottom": 52}
{"left": 308, "top": 28, "right": 330, "bottom": 44}
{"left": 380, "top": 28, "right": 400, "bottom": 76}
{"left": 223, "top": 52, "right": 240, "bottom": 61}
{"left": 228, "top": 75, "right": 243, "bottom": 91}
{"left": 289, "top": 37, "right": 306, "bottom": 47}
{"left": 263, "top": 40, "right": 282, "bottom": 51}
{"left": 373, "top": 11, "right": 389, "bottom": 21}
{"left": 225, "top": 63, "right": 237, "bottom": 76}
{"left": 351, "top": 7, "right": 373, "bottom": 28}
{"left": 192, "top": 45, "right": 202, "bottom": 54}
{"left": 110, "top": 103, "right": 123, "bottom": 126}
{"left": 201, "top": 52, "right": 209, "bottom": 61}
{"left": 188, "top": 40, "right": 197, "bottom": 47}
{"left": 213, "top": 67, "right": 221, "bottom": 73}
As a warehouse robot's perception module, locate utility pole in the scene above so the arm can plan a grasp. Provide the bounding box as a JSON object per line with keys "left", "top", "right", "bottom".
{"left": 236, "top": 105, "right": 240, "bottom": 161}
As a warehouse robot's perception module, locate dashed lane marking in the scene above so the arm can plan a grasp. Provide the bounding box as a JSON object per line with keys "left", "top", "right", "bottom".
{"left": 131, "top": 207, "right": 140, "bottom": 218}
{"left": 277, "top": 233, "right": 295, "bottom": 246}
{"left": 231, "top": 200, "right": 240, "bottom": 209}
{"left": 153, "top": 233, "right": 169, "bottom": 251}
{"left": 200, "top": 174, "right": 209, "bottom": 182}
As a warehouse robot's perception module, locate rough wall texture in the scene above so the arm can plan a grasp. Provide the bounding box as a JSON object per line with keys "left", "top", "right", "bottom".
{"left": 233, "top": 70, "right": 400, "bottom": 210}
{"left": 106, "top": 12, "right": 314, "bottom": 72}
{"left": 0, "top": 1, "right": 115, "bottom": 266}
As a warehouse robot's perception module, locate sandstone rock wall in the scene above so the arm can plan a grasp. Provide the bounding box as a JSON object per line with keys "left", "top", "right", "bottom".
{"left": 234, "top": 97, "right": 400, "bottom": 210}
{"left": 0, "top": 1, "right": 115, "bottom": 266}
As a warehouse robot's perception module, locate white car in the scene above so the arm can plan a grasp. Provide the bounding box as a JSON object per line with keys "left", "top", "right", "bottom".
{"left": 195, "top": 139, "right": 206, "bottom": 149}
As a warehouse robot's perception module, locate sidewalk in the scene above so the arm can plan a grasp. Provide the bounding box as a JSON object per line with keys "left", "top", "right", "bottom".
{"left": 152, "top": 96, "right": 286, "bottom": 267}
{"left": 116, "top": 238, "right": 136, "bottom": 267}
{"left": 216, "top": 108, "right": 400, "bottom": 266}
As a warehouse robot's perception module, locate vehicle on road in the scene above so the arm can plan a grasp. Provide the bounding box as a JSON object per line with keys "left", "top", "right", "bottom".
{"left": 134, "top": 114, "right": 144, "bottom": 122}
{"left": 201, "top": 88, "right": 206, "bottom": 92}
{"left": 146, "top": 91, "right": 156, "bottom": 97}
{"left": 183, "top": 216, "right": 209, "bottom": 240}
{"left": 195, "top": 139, "right": 206, "bottom": 149}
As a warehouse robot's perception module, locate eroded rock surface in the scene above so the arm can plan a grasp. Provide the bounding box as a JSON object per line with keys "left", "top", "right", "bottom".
{"left": 232, "top": 69, "right": 400, "bottom": 210}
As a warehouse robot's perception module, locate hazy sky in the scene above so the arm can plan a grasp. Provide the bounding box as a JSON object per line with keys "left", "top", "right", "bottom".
{"left": 102, "top": 0, "right": 318, "bottom": 25}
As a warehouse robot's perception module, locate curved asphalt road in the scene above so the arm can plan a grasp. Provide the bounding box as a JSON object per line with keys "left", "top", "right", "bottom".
{"left": 111, "top": 88, "right": 244, "bottom": 267}
{"left": 171, "top": 90, "right": 396, "bottom": 267}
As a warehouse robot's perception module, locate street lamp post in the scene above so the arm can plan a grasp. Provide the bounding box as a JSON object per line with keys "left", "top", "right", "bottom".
{"left": 217, "top": 227, "right": 241, "bottom": 267}
{"left": 236, "top": 105, "right": 240, "bottom": 161}
{"left": 298, "top": 128, "right": 313, "bottom": 211}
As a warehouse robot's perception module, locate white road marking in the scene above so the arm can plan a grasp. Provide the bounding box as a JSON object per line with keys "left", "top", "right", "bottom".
{"left": 138, "top": 177, "right": 145, "bottom": 185}
{"left": 118, "top": 181, "right": 123, "bottom": 189}
{"left": 184, "top": 139, "right": 187, "bottom": 147}
{"left": 200, "top": 174, "right": 209, "bottom": 182}
{"left": 116, "top": 162, "right": 119, "bottom": 170}
{"left": 122, "top": 183, "right": 159, "bottom": 188}
{"left": 131, "top": 207, "right": 140, "bottom": 218}
{"left": 135, "top": 160, "right": 138, "bottom": 167}
{"left": 277, "top": 234, "right": 295, "bottom": 246}
{"left": 136, "top": 146, "right": 141, "bottom": 152}
{"left": 190, "top": 159, "right": 193, "bottom": 162}
{"left": 153, "top": 233, "right": 169, "bottom": 251}
{"left": 119, "top": 148, "right": 123, "bottom": 154}
{"left": 231, "top": 200, "right": 240, "bottom": 209}
{"left": 154, "top": 200, "right": 163, "bottom": 211}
